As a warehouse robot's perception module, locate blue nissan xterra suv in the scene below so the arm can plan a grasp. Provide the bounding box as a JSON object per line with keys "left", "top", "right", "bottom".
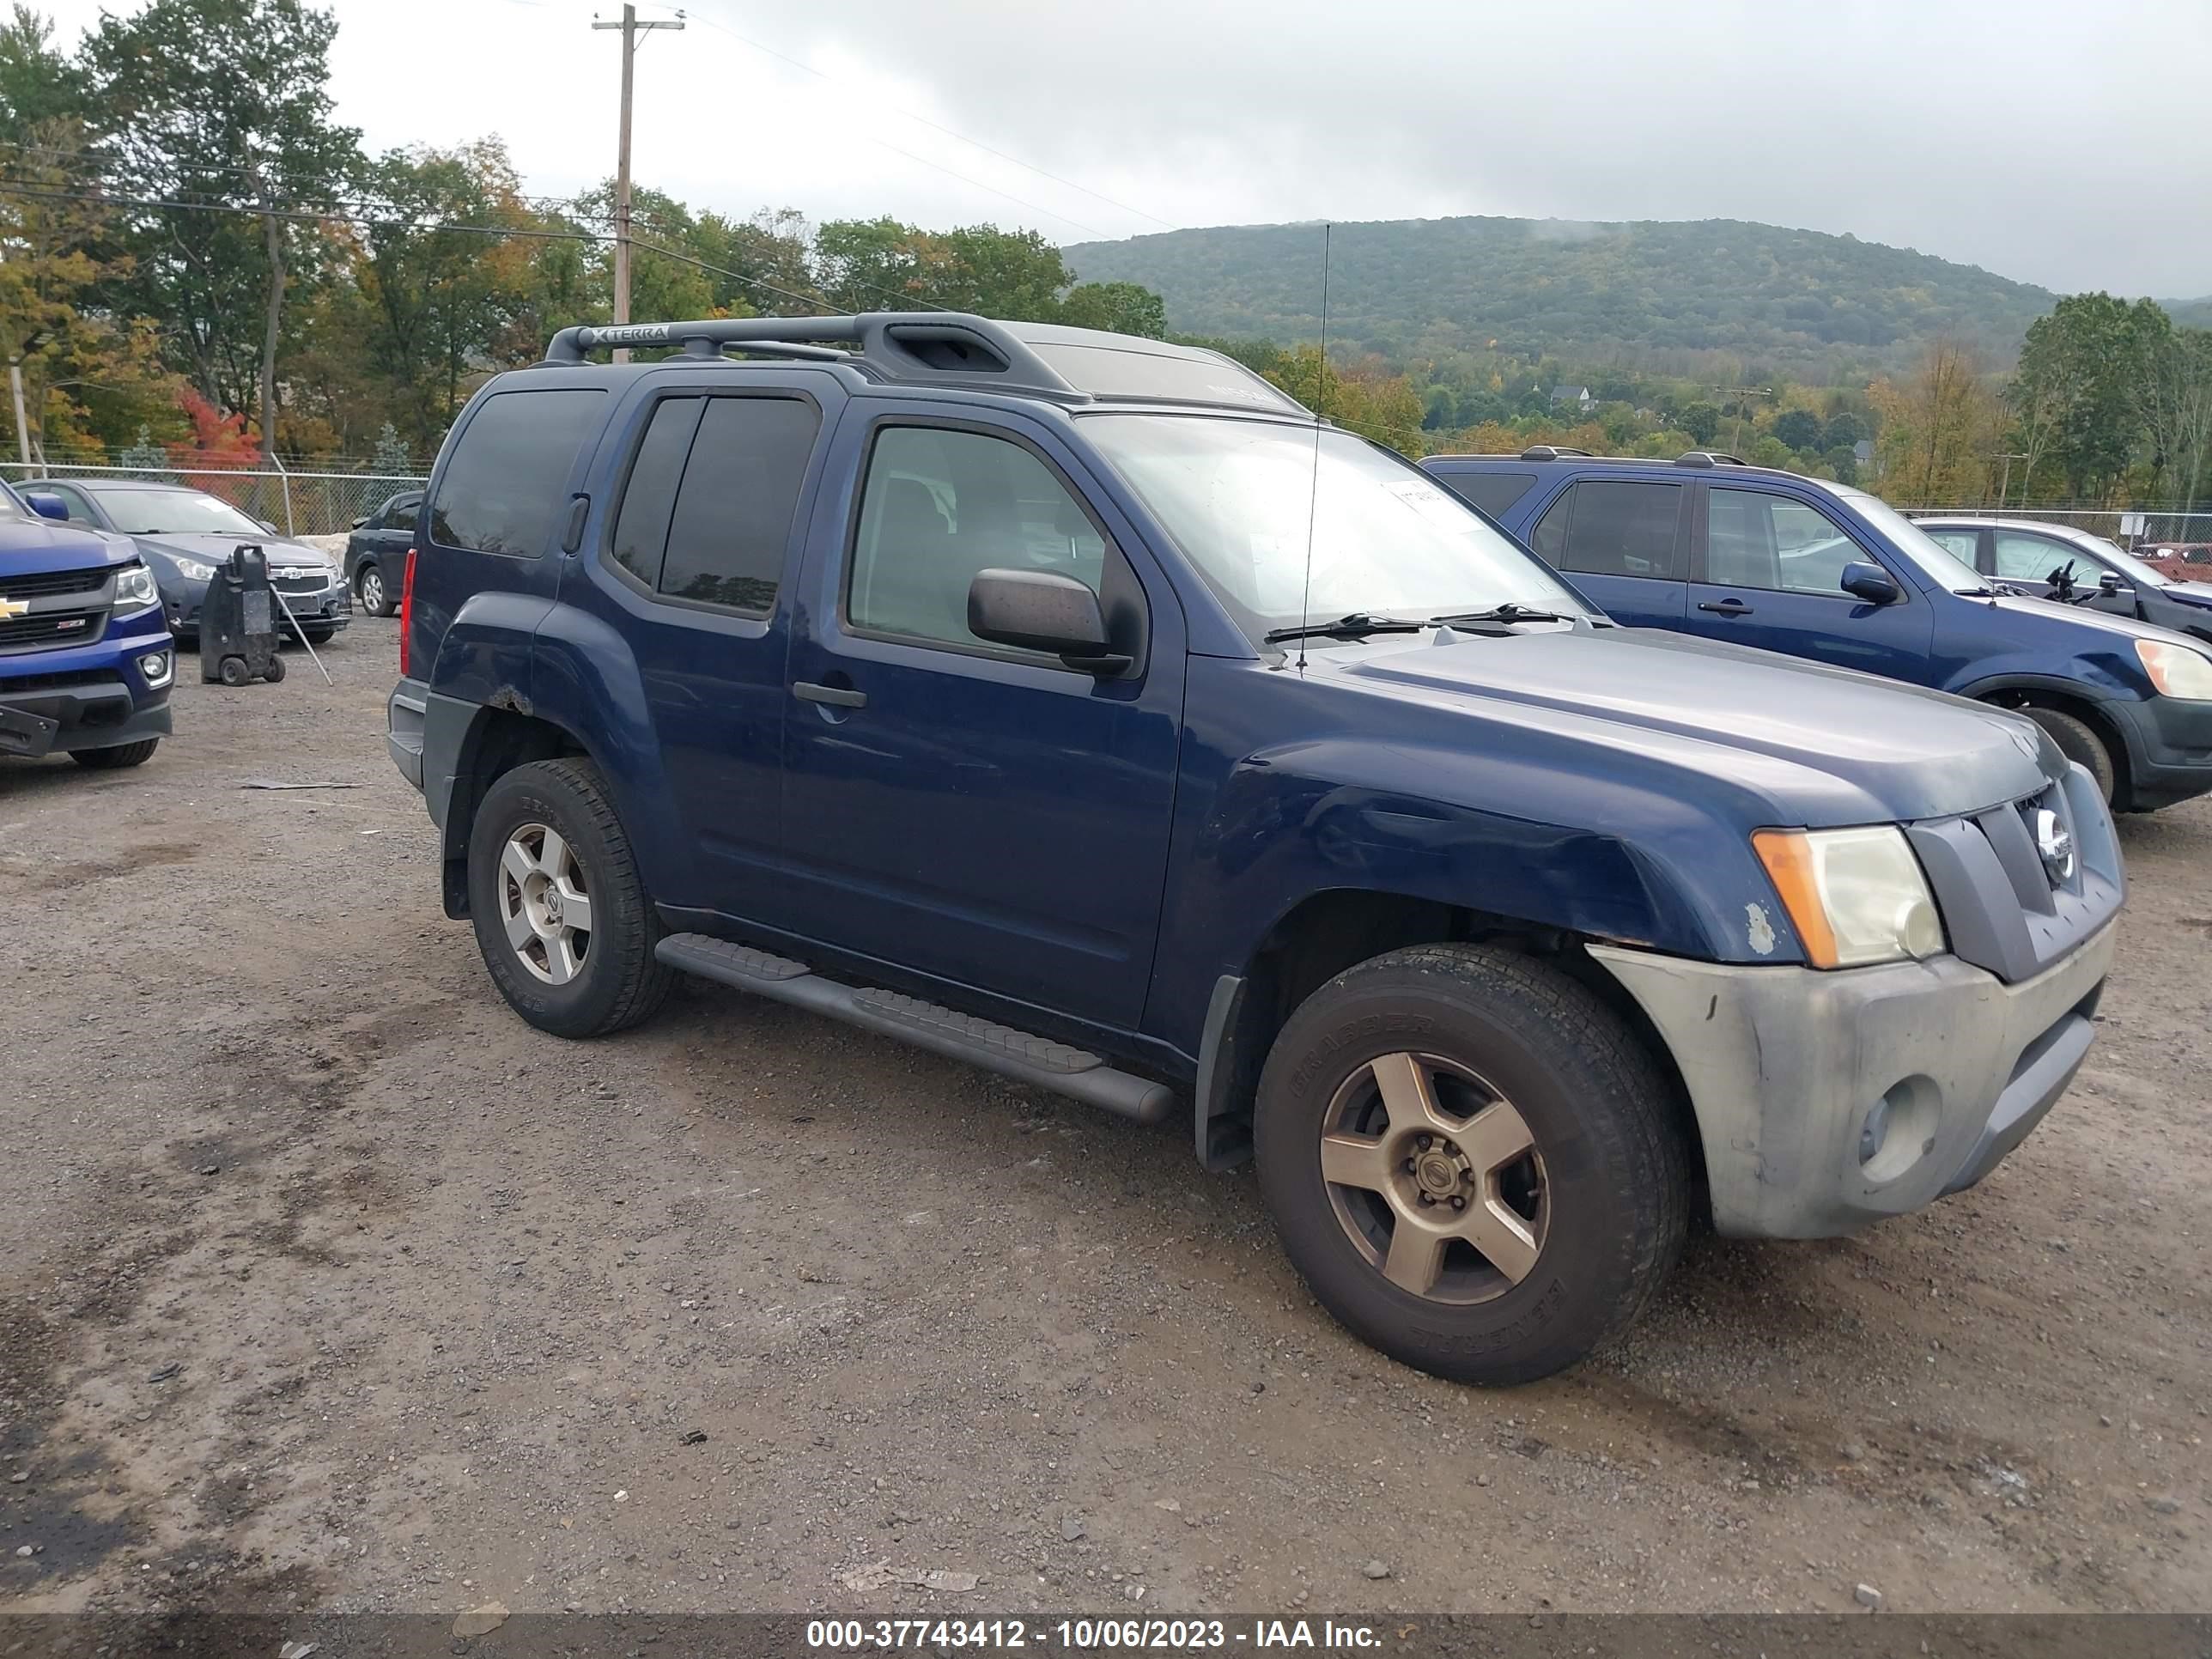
{"left": 389, "top": 316, "right": 2123, "bottom": 1385}
{"left": 1422, "top": 448, "right": 2212, "bottom": 811}
{"left": 0, "top": 480, "right": 174, "bottom": 770}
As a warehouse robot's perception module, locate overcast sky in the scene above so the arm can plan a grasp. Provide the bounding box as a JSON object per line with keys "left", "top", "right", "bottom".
{"left": 35, "top": 0, "right": 2212, "bottom": 296}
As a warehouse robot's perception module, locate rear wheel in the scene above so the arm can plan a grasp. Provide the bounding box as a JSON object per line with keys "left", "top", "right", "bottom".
{"left": 72, "top": 738, "right": 159, "bottom": 770}
{"left": 357, "top": 563, "right": 394, "bottom": 617}
{"left": 2021, "top": 706, "right": 2116, "bottom": 804}
{"left": 1254, "top": 943, "right": 1688, "bottom": 1386}
{"left": 466, "top": 757, "right": 673, "bottom": 1038}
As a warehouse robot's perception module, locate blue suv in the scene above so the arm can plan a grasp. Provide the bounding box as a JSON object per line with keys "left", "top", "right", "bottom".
{"left": 1422, "top": 448, "right": 2212, "bottom": 811}
{"left": 0, "top": 480, "right": 174, "bottom": 770}
{"left": 390, "top": 317, "right": 2122, "bottom": 1385}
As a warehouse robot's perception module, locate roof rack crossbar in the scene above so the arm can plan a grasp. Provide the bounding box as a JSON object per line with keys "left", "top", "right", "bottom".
{"left": 541, "top": 311, "right": 1085, "bottom": 399}
{"left": 1675, "top": 450, "right": 1747, "bottom": 468}
{"left": 1519, "top": 445, "right": 1593, "bottom": 462}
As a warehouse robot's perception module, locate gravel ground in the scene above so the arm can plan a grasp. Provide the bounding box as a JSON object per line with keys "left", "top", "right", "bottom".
{"left": 1, "top": 616, "right": 2206, "bottom": 1623}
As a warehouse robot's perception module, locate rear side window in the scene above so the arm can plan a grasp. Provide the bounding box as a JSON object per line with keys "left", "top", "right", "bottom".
{"left": 1530, "top": 481, "right": 1682, "bottom": 579}
{"left": 606, "top": 394, "right": 821, "bottom": 612}
{"left": 428, "top": 389, "right": 605, "bottom": 556}
{"left": 1433, "top": 470, "right": 1539, "bottom": 519}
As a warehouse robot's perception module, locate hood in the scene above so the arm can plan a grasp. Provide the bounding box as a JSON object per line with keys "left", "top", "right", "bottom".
{"left": 1982, "top": 592, "right": 2187, "bottom": 645}
{"left": 1327, "top": 625, "right": 2056, "bottom": 823}
{"left": 2161, "top": 580, "right": 2212, "bottom": 610}
{"left": 132, "top": 532, "right": 333, "bottom": 573}
{"left": 0, "top": 517, "right": 135, "bottom": 577}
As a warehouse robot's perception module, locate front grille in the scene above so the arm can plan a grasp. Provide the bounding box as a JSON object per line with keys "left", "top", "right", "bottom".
{"left": 0, "top": 666, "right": 118, "bottom": 695}
{"left": 0, "top": 606, "right": 108, "bottom": 654}
{"left": 0, "top": 565, "right": 112, "bottom": 599}
{"left": 1905, "top": 769, "right": 2123, "bottom": 986}
{"left": 272, "top": 574, "right": 325, "bottom": 592}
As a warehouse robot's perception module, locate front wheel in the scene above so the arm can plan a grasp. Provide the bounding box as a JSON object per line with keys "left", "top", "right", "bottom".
{"left": 466, "top": 757, "right": 673, "bottom": 1038}
{"left": 1254, "top": 943, "right": 1689, "bottom": 1386}
{"left": 2019, "top": 706, "right": 2117, "bottom": 804}
{"left": 72, "top": 738, "right": 159, "bottom": 770}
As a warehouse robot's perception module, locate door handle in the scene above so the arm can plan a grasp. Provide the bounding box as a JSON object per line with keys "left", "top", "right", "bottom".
{"left": 1697, "top": 598, "right": 1753, "bottom": 617}
{"left": 793, "top": 680, "right": 867, "bottom": 708}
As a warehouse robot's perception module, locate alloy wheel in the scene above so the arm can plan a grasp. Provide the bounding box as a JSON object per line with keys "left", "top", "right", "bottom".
{"left": 499, "top": 823, "right": 594, "bottom": 985}
{"left": 1318, "top": 1051, "right": 1548, "bottom": 1304}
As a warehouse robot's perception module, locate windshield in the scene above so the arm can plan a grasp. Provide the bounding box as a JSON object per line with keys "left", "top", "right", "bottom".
{"left": 1083, "top": 414, "right": 1589, "bottom": 641}
{"left": 2081, "top": 535, "right": 2172, "bottom": 588}
{"left": 1838, "top": 488, "right": 1990, "bottom": 592}
{"left": 94, "top": 488, "right": 263, "bottom": 538}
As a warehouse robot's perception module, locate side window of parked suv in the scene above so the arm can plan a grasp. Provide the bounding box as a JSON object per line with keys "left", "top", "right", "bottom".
{"left": 608, "top": 394, "right": 821, "bottom": 612}
{"left": 1707, "top": 489, "right": 1866, "bottom": 596}
{"left": 1528, "top": 481, "right": 1682, "bottom": 580}
{"left": 428, "top": 389, "right": 605, "bottom": 556}
{"left": 848, "top": 426, "right": 1107, "bottom": 651}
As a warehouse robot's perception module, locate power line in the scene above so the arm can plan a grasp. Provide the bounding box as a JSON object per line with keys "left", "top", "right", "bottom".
{"left": 0, "top": 177, "right": 844, "bottom": 316}
{"left": 680, "top": 5, "right": 1176, "bottom": 234}
{"left": 678, "top": 8, "right": 1115, "bottom": 240}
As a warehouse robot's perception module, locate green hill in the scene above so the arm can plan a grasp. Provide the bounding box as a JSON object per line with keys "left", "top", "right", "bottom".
{"left": 1065, "top": 216, "right": 2058, "bottom": 378}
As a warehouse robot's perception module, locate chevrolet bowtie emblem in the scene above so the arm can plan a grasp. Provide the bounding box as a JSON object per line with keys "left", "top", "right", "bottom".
{"left": 0, "top": 596, "right": 26, "bottom": 619}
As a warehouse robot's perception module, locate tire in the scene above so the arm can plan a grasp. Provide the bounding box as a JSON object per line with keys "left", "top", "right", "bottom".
{"left": 264, "top": 655, "right": 286, "bottom": 684}
{"left": 71, "top": 738, "right": 159, "bottom": 770}
{"left": 357, "top": 563, "right": 395, "bottom": 617}
{"left": 2021, "top": 706, "right": 2116, "bottom": 804}
{"left": 217, "top": 656, "right": 250, "bottom": 687}
{"left": 303, "top": 628, "right": 335, "bottom": 647}
{"left": 1254, "top": 943, "right": 1688, "bottom": 1386}
{"left": 466, "top": 757, "right": 673, "bottom": 1039}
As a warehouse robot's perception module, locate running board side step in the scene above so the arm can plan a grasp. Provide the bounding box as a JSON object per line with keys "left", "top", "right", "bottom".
{"left": 655, "top": 933, "right": 1178, "bottom": 1126}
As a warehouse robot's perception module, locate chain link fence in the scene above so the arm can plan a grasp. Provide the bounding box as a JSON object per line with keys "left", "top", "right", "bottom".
{"left": 1, "top": 463, "right": 428, "bottom": 540}
{"left": 1901, "top": 506, "right": 2212, "bottom": 554}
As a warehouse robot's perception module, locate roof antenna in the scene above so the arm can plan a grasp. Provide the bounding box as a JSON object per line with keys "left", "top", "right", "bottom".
{"left": 1294, "top": 222, "right": 1331, "bottom": 672}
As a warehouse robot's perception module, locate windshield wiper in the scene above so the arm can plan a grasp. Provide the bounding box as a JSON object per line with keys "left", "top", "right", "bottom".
{"left": 1430, "top": 604, "right": 1569, "bottom": 626}
{"left": 1262, "top": 612, "right": 1428, "bottom": 645}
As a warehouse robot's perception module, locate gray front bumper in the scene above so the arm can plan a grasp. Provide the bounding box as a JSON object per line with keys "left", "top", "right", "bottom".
{"left": 1591, "top": 923, "right": 2117, "bottom": 1239}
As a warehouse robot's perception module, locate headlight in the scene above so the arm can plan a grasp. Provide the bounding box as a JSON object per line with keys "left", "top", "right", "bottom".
{"left": 114, "top": 563, "right": 161, "bottom": 611}
{"left": 2137, "top": 638, "right": 2212, "bottom": 700}
{"left": 172, "top": 557, "right": 217, "bottom": 582}
{"left": 1752, "top": 825, "right": 1945, "bottom": 969}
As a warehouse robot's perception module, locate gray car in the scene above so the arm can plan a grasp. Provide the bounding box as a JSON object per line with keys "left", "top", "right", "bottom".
{"left": 1915, "top": 515, "right": 2212, "bottom": 646}
{"left": 21, "top": 478, "right": 352, "bottom": 646}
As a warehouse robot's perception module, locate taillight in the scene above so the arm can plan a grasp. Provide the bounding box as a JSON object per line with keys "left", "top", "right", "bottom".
{"left": 398, "top": 549, "right": 416, "bottom": 678}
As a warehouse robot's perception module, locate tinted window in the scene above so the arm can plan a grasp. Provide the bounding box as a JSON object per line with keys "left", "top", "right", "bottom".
{"left": 1531, "top": 481, "right": 1681, "bottom": 579}
{"left": 1435, "top": 470, "right": 1539, "bottom": 518}
{"left": 428, "top": 389, "right": 605, "bottom": 556}
{"left": 1993, "top": 531, "right": 2079, "bottom": 583}
{"left": 659, "top": 397, "right": 819, "bottom": 611}
{"left": 849, "top": 426, "right": 1106, "bottom": 650}
{"left": 1708, "top": 489, "right": 1866, "bottom": 595}
{"left": 382, "top": 493, "right": 422, "bottom": 532}
{"left": 609, "top": 398, "right": 703, "bottom": 589}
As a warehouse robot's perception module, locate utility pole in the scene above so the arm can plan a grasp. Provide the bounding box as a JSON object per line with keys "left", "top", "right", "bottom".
{"left": 1712, "top": 386, "right": 1773, "bottom": 455}
{"left": 592, "top": 4, "right": 684, "bottom": 363}
{"left": 9, "top": 360, "right": 30, "bottom": 468}
{"left": 1993, "top": 452, "right": 2027, "bottom": 509}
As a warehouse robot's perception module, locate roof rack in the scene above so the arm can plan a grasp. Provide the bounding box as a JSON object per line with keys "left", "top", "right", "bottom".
{"left": 1674, "top": 451, "right": 1748, "bottom": 468}
{"left": 1519, "top": 445, "right": 1593, "bottom": 462}
{"left": 540, "top": 312, "right": 1088, "bottom": 402}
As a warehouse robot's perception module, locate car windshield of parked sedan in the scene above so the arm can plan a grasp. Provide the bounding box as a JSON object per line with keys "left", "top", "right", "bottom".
{"left": 2081, "top": 537, "right": 2173, "bottom": 589}
{"left": 1083, "top": 414, "right": 1591, "bottom": 641}
{"left": 92, "top": 488, "right": 264, "bottom": 538}
{"left": 1837, "top": 488, "right": 1993, "bottom": 593}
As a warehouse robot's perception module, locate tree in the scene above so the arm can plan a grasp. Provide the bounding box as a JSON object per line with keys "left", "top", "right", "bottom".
{"left": 1679, "top": 401, "right": 1720, "bottom": 445}
{"left": 1869, "top": 340, "right": 2002, "bottom": 502}
{"left": 2006, "top": 292, "right": 2166, "bottom": 501}
{"left": 82, "top": 0, "right": 361, "bottom": 451}
{"left": 1820, "top": 410, "right": 1864, "bottom": 450}
{"left": 1771, "top": 408, "right": 1823, "bottom": 452}
{"left": 0, "top": 4, "right": 76, "bottom": 143}
{"left": 1060, "top": 280, "right": 1166, "bottom": 338}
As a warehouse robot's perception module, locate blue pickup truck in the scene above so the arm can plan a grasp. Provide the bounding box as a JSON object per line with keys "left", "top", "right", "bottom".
{"left": 0, "top": 480, "right": 174, "bottom": 770}
{"left": 1421, "top": 449, "right": 2212, "bottom": 811}
{"left": 389, "top": 316, "right": 2122, "bottom": 1385}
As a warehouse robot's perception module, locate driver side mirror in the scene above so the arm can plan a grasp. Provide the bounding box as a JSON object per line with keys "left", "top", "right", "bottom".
{"left": 1839, "top": 561, "right": 1899, "bottom": 605}
{"left": 2097, "top": 570, "right": 2124, "bottom": 595}
{"left": 22, "top": 491, "right": 67, "bottom": 521}
{"left": 968, "top": 568, "right": 1127, "bottom": 673}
